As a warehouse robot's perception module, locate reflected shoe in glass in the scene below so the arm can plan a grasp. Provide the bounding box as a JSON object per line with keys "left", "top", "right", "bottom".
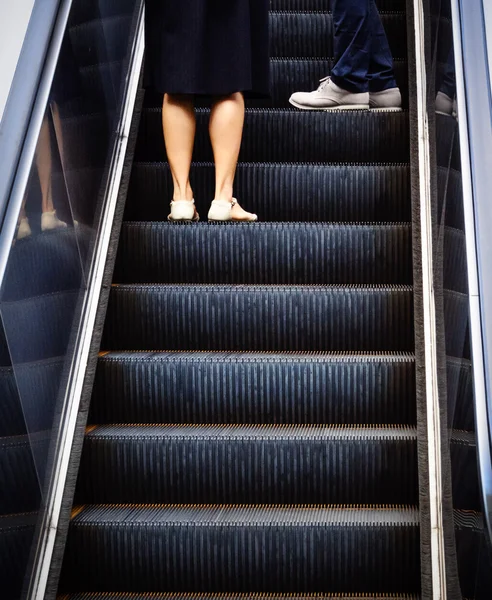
{"left": 41, "top": 210, "right": 68, "bottom": 231}
{"left": 369, "top": 87, "right": 402, "bottom": 111}
{"left": 168, "top": 199, "right": 199, "bottom": 222}
{"left": 17, "top": 217, "right": 32, "bottom": 240}
{"left": 289, "top": 77, "right": 369, "bottom": 111}
{"left": 208, "top": 199, "right": 258, "bottom": 222}
{"left": 436, "top": 91, "right": 457, "bottom": 117}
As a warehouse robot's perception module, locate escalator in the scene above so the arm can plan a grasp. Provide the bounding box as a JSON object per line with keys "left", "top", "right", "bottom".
{"left": 58, "top": 0, "right": 418, "bottom": 596}
{"left": 1, "top": 0, "right": 492, "bottom": 599}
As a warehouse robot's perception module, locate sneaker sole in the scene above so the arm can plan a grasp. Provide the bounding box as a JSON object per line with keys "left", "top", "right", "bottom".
{"left": 167, "top": 215, "right": 200, "bottom": 223}
{"left": 370, "top": 107, "right": 403, "bottom": 112}
{"left": 289, "top": 99, "right": 369, "bottom": 111}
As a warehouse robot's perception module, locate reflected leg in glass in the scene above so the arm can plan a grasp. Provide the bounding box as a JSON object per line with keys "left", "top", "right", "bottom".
{"left": 37, "top": 113, "right": 69, "bottom": 232}
{"left": 436, "top": 48, "right": 457, "bottom": 117}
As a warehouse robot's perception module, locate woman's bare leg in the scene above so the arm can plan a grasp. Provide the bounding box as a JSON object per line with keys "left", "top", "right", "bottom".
{"left": 208, "top": 92, "right": 256, "bottom": 220}
{"left": 163, "top": 93, "right": 196, "bottom": 201}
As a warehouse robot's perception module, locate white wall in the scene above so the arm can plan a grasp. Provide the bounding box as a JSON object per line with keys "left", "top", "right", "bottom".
{"left": 0, "top": 0, "right": 36, "bottom": 123}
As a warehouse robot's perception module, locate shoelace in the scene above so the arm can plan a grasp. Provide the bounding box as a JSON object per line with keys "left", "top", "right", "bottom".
{"left": 317, "top": 76, "right": 331, "bottom": 91}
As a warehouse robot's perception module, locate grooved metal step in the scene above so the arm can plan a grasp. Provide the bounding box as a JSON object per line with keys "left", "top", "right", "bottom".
{"left": 135, "top": 109, "right": 409, "bottom": 164}
{"left": 446, "top": 358, "right": 473, "bottom": 431}
{"left": 0, "top": 435, "right": 41, "bottom": 515}
{"left": 103, "top": 285, "right": 414, "bottom": 352}
{"left": 60, "top": 594, "right": 420, "bottom": 600}
{"left": 271, "top": 12, "right": 408, "bottom": 59}
{"left": 60, "top": 505, "right": 421, "bottom": 593}
{"left": 1, "top": 291, "right": 78, "bottom": 364}
{"left": 0, "top": 358, "right": 64, "bottom": 437}
{"left": 115, "top": 223, "right": 412, "bottom": 285}
{"left": 270, "top": 0, "right": 407, "bottom": 10}
{"left": 0, "top": 512, "right": 38, "bottom": 599}
{"left": 91, "top": 352, "right": 417, "bottom": 426}
{"left": 68, "top": 0, "right": 135, "bottom": 26}
{"left": 77, "top": 425, "right": 418, "bottom": 505}
{"left": 69, "top": 16, "right": 132, "bottom": 66}
{"left": 126, "top": 163, "right": 411, "bottom": 223}
{"left": 3, "top": 229, "right": 84, "bottom": 302}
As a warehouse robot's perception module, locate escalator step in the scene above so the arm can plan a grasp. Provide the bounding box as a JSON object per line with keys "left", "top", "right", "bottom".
{"left": 0, "top": 358, "right": 64, "bottom": 438}
{"left": 3, "top": 229, "right": 84, "bottom": 302}
{"left": 135, "top": 109, "right": 409, "bottom": 164}
{"left": 270, "top": 12, "right": 407, "bottom": 59}
{"left": 454, "top": 511, "right": 492, "bottom": 598}
{"left": 126, "top": 162, "right": 411, "bottom": 223}
{"left": 69, "top": 16, "right": 132, "bottom": 67}
{"left": 60, "top": 594, "right": 420, "bottom": 599}
{"left": 78, "top": 62, "right": 123, "bottom": 111}
{"left": 443, "top": 227, "right": 468, "bottom": 294}
{"left": 0, "top": 435, "right": 41, "bottom": 515}
{"left": 91, "top": 352, "right": 416, "bottom": 425}
{"left": 270, "top": 0, "right": 407, "bottom": 10}
{"left": 1, "top": 291, "right": 78, "bottom": 364}
{"left": 68, "top": 0, "right": 135, "bottom": 27}
{"left": 115, "top": 223, "right": 412, "bottom": 285}
{"left": 450, "top": 431, "right": 480, "bottom": 511}
{"left": 438, "top": 167, "right": 464, "bottom": 231}
{"left": 61, "top": 505, "right": 420, "bottom": 593}
{"left": 0, "top": 512, "right": 38, "bottom": 599}
{"left": 447, "top": 358, "right": 474, "bottom": 431}
{"left": 443, "top": 290, "right": 469, "bottom": 359}
{"left": 103, "top": 285, "right": 414, "bottom": 352}
{"left": 77, "top": 425, "right": 418, "bottom": 505}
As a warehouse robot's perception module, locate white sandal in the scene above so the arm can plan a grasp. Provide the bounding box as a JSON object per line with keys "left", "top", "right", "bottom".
{"left": 208, "top": 198, "right": 258, "bottom": 222}
{"left": 168, "top": 199, "right": 200, "bottom": 222}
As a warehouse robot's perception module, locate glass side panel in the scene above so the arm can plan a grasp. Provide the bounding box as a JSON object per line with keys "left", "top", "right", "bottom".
{"left": 428, "top": 0, "right": 492, "bottom": 596}
{"left": 0, "top": 0, "right": 142, "bottom": 597}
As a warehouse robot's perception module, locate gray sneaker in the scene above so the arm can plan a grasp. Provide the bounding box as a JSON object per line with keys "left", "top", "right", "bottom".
{"left": 289, "top": 77, "right": 369, "bottom": 111}
{"left": 369, "top": 87, "right": 402, "bottom": 111}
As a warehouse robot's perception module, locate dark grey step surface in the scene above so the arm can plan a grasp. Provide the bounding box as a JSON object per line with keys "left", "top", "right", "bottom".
{"left": 68, "top": 0, "right": 136, "bottom": 27}
{"left": 0, "top": 512, "right": 38, "bottom": 599}
{"left": 103, "top": 285, "right": 414, "bottom": 352}
{"left": 77, "top": 425, "right": 418, "bottom": 505}
{"left": 126, "top": 163, "right": 411, "bottom": 223}
{"left": 60, "top": 595, "right": 419, "bottom": 600}
{"left": 69, "top": 16, "right": 132, "bottom": 67}
{"left": 450, "top": 431, "right": 480, "bottom": 511}
{"left": 115, "top": 222, "right": 412, "bottom": 285}
{"left": 0, "top": 358, "right": 64, "bottom": 438}
{"left": 91, "top": 352, "right": 417, "bottom": 426}
{"left": 0, "top": 435, "right": 41, "bottom": 515}
{"left": 60, "top": 505, "right": 420, "bottom": 593}
{"left": 269, "top": 12, "right": 407, "bottom": 59}
{"left": 271, "top": 0, "right": 407, "bottom": 10}
{"left": 135, "top": 109, "right": 410, "bottom": 164}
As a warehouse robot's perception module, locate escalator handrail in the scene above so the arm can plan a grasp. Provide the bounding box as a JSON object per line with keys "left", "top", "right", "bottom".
{"left": 450, "top": 0, "right": 492, "bottom": 537}
{"left": 0, "top": 0, "right": 72, "bottom": 284}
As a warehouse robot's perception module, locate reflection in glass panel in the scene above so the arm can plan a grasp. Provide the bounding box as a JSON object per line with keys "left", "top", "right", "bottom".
{"left": 429, "top": 0, "right": 492, "bottom": 596}
{"left": 0, "top": 316, "right": 40, "bottom": 599}
{"left": 0, "top": 0, "right": 142, "bottom": 596}
{"left": 0, "top": 104, "right": 84, "bottom": 490}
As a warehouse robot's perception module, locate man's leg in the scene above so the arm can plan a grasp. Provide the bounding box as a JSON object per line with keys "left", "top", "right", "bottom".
{"left": 367, "top": 0, "right": 398, "bottom": 93}
{"left": 331, "top": 0, "right": 372, "bottom": 93}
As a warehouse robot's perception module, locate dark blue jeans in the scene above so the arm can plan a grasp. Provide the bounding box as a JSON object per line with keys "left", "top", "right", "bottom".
{"left": 440, "top": 47, "right": 456, "bottom": 98}
{"left": 331, "top": 0, "right": 397, "bottom": 93}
